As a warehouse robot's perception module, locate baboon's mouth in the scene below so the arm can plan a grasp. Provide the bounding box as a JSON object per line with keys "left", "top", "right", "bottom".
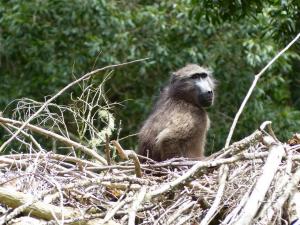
{"left": 200, "top": 99, "right": 213, "bottom": 107}
{"left": 197, "top": 93, "right": 213, "bottom": 107}
{"left": 206, "top": 97, "right": 213, "bottom": 102}
{"left": 206, "top": 99, "right": 213, "bottom": 105}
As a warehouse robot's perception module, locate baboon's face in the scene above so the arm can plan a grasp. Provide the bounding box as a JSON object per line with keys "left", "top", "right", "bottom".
{"left": 169, "top": 65, "right": 215, "bottom": 108}
{"left": 192, "top": 72, "right": 214, "bottom": 107}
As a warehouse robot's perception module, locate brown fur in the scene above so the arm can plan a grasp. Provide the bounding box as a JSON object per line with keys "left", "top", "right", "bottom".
{"left": 138, "top": 64, "right": 216, "bottom": 161}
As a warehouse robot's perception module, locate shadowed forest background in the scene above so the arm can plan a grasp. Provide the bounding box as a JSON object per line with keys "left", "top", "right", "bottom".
{"left": 1, "top": 0, "right": 300, "bottom": 154}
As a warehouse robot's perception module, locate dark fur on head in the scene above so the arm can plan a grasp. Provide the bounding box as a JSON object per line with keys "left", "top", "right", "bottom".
{"left": 169, "top": 65, "right": 215, "bottom": 107}
{"left": 138, "top": 64, "right": 216, "bottom": 161}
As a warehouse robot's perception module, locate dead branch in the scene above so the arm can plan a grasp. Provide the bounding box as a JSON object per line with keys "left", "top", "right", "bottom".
{"left": 166, "top": 200, "right": 195, "bottom": 224}
{"left": 0, "top": 83, "right": 299, "bottom": 225}
{"left": 0, "top": 116, "right": 107, "bottom": 165}
{"left": 0, "top": 126, "right": 300, "bottom": 224}
{"left": 225, "top": 33, "right": 300, "bottom": 147}
{"left": 105, "top": 133, "right": 111, "bottom": 165}
{"left": 288, "top": 191, "right": 300, "bottom": 224}
{"left": 0, "top": 58, "right": 149, "bottom": 153}
{"left": 200, "top": 165, "right": 228, "bottom": 225}
{"left": 213, "top": 129, "right": 263, "bottom": 159}
{"left": 112, "top": 140, "right": 142, "bottom": 177}
{"left": 232, "top": 141, "right": 286, "bottom": 225}
{"left": 147, "top": 150, "right": 269, "bottom": 199}
{"left": 128, "top": 186, "right": 147, "bottom": 225}
{"left": 0, "top": 187, "right": 79, "bottom": 222}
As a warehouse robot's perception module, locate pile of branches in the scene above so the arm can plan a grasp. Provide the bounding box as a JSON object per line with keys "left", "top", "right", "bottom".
{"left": 1, "top": 34, "right": 300, "bottom": 224}
{"left": 0, "top": 119, "right": 300, "bottom": 225}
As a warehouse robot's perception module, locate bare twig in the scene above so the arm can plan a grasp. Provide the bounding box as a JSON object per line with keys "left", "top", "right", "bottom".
{"left": 225, "top": 33, "right": 300, "bottom": 147}
{"left": 0, "top": 116, "right": 107, "bottom": 164}
{"left": 103, "top": 196, "right": 133, "bottom": 223}
{"left": 265, "top": 167, "right": 300, "bottom": 220}
{"left": 166, "top": 200, "right": 195, "bottom": 224}
{"left": 222, "top": 188, "right": 252, "bottom": 224}
{"left": 200, "top": 165, "right": 229, "bottom": 225}
{"left": 105, "top": 133, "right": 111, "bottom": 165}
{"left": 0, "top": 187, "right": 79, "bottom": 223}
{"left": 214, "top": 128, "right": 263, "bottom": 159}
{"left": 220, "top": 34, "right": 300, "bottom": 224}
{"left": 232, "top": 142, "right": 286, "bottom": 225}
{"left": 112, "top": 140, "right": 128, "bottom": 160}
{"left": 112, "top": 141, "right": 142, "bottom": 177}
{"left": 257, "top": 154, "right": 293, "bottom": 223}
{"left": 0, "top": 58, "right": 149, "bottom": 153}
{"left": 126, "top": 151, "right": 143, "bottom": 178}
{"left": 0, "top": 122, "right": 299, "bottom": 224}
{"left": 288, "top": 191, "right": 300, "bottom": 224}
{"left": 128, "top": 186, "right": 147, "bottom": 225}
{"left": 147, "top": 151, "right": 268, "bottom": 199}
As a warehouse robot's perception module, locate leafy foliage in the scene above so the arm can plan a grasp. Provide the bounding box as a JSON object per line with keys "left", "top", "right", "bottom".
{"left": 0, "top": 0, "right": 299, "bottom": 152}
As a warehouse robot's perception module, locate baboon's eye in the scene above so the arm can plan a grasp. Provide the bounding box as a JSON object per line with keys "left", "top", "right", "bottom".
{"left": 191, "top": 73, "right": 207, "bottom": 79}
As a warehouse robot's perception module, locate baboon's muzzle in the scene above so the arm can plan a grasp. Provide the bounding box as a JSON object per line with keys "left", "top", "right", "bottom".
{"left": 199, "top": 92, "right": 213, "bottom": 107}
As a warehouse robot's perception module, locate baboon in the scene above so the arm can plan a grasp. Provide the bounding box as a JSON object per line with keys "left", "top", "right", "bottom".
{"left": 138, "top": 64, "right": 216, "bottom": 161}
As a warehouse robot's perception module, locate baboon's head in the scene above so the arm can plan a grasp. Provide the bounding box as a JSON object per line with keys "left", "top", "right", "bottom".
{"left": 169, "top": 64, "right": 216, "bottom": 107}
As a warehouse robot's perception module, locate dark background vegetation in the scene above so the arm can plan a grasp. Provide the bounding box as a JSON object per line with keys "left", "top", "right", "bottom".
{"left": 1, "top": 0, "right": 299, "bottom": 154}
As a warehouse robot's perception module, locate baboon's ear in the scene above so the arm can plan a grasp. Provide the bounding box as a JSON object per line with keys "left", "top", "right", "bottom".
{"left": 170, "top": 73, "right": 176, "bottom": 83}
{"left": 159, "top": 86, "right": 165, "bottom": 93}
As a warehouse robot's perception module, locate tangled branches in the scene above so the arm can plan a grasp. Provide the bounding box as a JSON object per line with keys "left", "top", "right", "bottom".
{"left": 0, "top": 119, "right": 300, "bottom": 224}
{"left": 1, "top": 48, "right": 300, "bottom": 224}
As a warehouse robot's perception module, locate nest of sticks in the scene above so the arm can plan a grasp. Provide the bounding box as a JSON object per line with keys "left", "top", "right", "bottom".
{"left": 0, "top": 119, "right": 300, "bottom": 225}
{"left": 1, "top": 55, "right": 300, "bottom": 224}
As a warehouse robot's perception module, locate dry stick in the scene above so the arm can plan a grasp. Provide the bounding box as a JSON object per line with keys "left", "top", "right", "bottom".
{"left": 201, "top": 122, "right": 266, "bottom": 225}
{"left": 232, "top": 142, "right": 286, "bottom": 225}
{"left": 166, "top": 201, "right": 195, "bottom": 225}
{"left": 0, "top": 187, "right": 79, "bottom": 223}
{"left": 177, "top": 214, "right": 194, "bottom": 225}
{"left": 103, "top": 196, "right": 132, "bottom": 223}
{"left": 154, "top": 196, "right": 187, "bottom": 225}
{"left": 264, "top": 121, "right": 280, "bottom": 142}
{"left": 0, "top": 58, "right": 149, "bottom": 153}
{"left": 0, "top": 149, "right": 269, "bottom": 173}
{"left": 126, "top": 151, "right": 143, "bottom": 178}
{"left": 0, "top": 116, "right": 107, "bottom": 165}
{"left": 214, "top": 129, "right": 263, "bottom": 159}
{"left": 105, "top": 133, "right": 111, "bottom": 165}
{"left": 262, "top": 167, "right": 300, "bottom": 223}
{"left": 222, "top": 188, "right": 253, "bottom": 225}
{"left": 112, "top": 140, "right": 142, "bottom": 177}
{"left": 213, "top": 121, "right": 271, "bottom": 160}
{"left": 256, "top": 153, "right": 293, "bottom": 222}
{"left": 225, "top": 33, "right": 300, "bottom": 147}
{"left": 0, "top": 124, "right": 28, "bottom": 148}
{"left": 50, "top": 216, "right": 118, "bottom": 225}
{"left": 147, "top": 151, "right": 268, "bottom": 199}
{"left": 7, "top": 123, "right": 45, "bottom": 152}
{"left": 0, "top": 156, "right": 28, "bottom": 169}
{"left": 219, "top": 33, "right": 299, "bottom": 225}
{"left": 288, "top": 191, "right": 300, "bottom": 224}
{"left": 47, "top": 174, "right": 153, "bottom": 193}
{"left": 208, "top": 124, "right": 267, "bottom": 224}
{"left": 47, "top": 178, "right": 65, "bottom": 225}
{"left": 113, "top": 140, "right": 129, "bottom": 159}
{"left": 200, "top": 165, "right": 229, "bottom": 225}
{"left": 210, "top": 122, "right": 269, "bottom": 225}
{"left": 4, "top": 153, "right": 101, "bottom": 168}
{"left": 0, "top": 175, "right": 152, "bottom": 224}
{"left": 128, "top": 186, "right": 147, "bottom": 225}
{"left": 7, "top": 217, "right": 46, "bottom": 225}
